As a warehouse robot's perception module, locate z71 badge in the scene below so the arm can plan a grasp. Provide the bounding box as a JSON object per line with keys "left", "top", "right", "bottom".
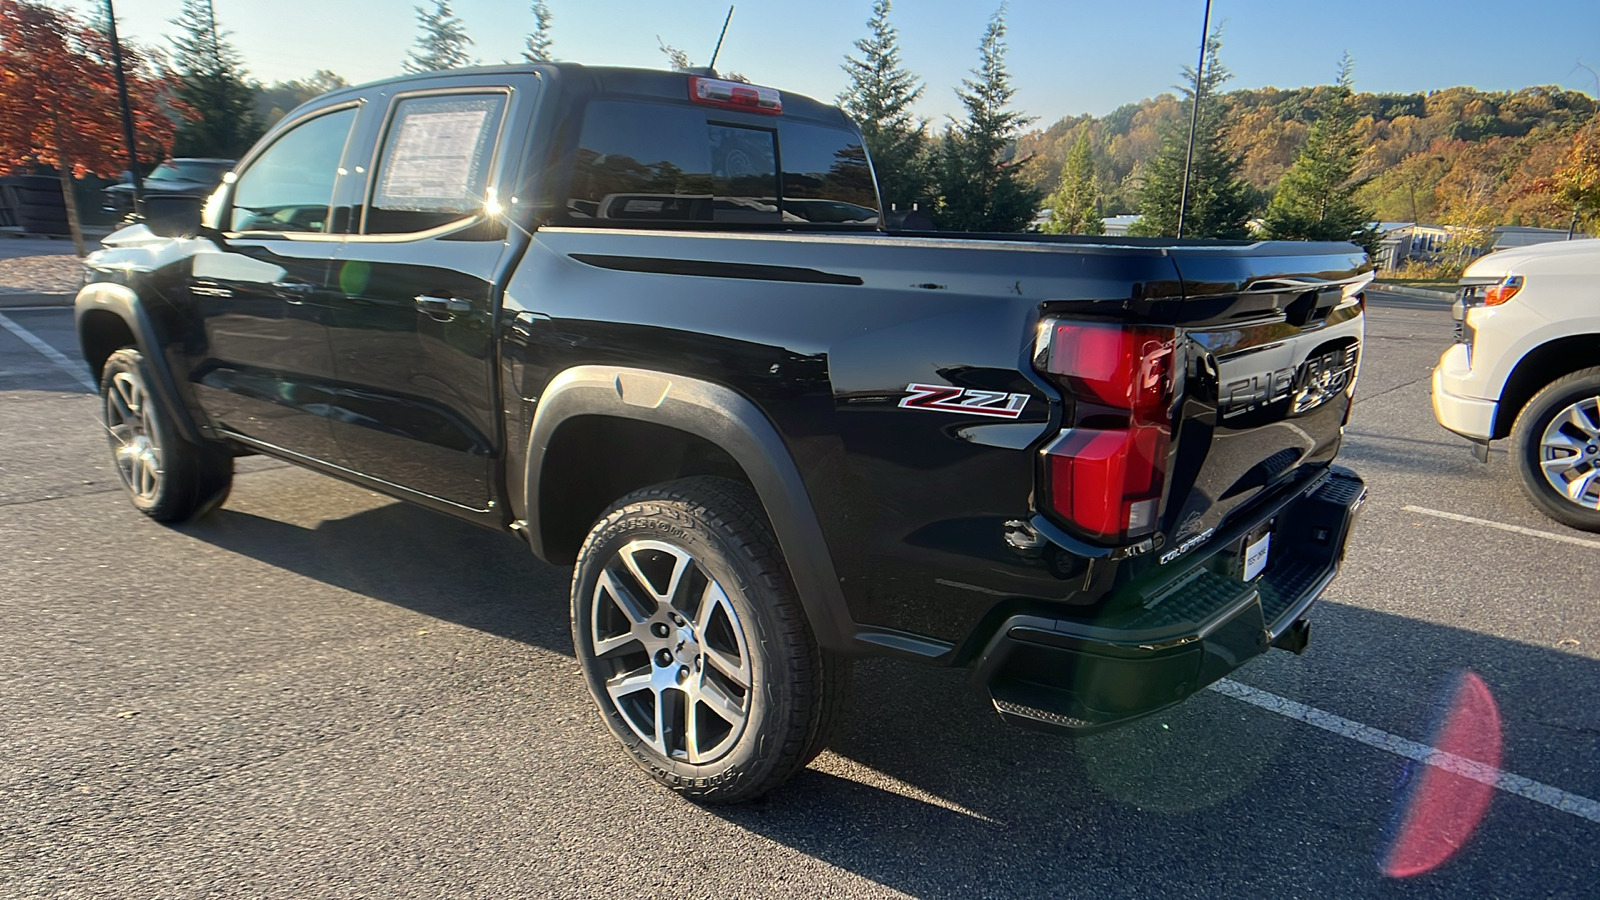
{"left": 899, "top": 383, "right": 1030, "bottom": 419}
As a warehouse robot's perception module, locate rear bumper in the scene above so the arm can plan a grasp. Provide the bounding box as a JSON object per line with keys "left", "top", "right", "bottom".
{"left": 971, "top": 467, "right": 1366, "bottom": 734}
{"left": 1431, "top": 345, "right": 1497, "bottom": 442}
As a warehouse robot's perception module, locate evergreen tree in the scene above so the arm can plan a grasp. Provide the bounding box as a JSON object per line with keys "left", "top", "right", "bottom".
{"left": 522, "top": 1, "right": 554, "bottom": 63}
{"left": 1261, "top": 55, "right": 1377, "bottom": 252}
{"left": 838, "top": 0, "right": 933, "bottom": 213}
{"left": 1130, "top": 28, "right": 1253, "bottom": 238}
{"left": 403, "top": 1, "right": 475, "bottom": 74}
{"left": 169, "top": 0, "right": 261, "bottom": 158}
{"left": 934, "top": 5, "right": 1040, "bottom": 232}
{"left": 1043, "top": 131, "right": 1103, "bottom": 234}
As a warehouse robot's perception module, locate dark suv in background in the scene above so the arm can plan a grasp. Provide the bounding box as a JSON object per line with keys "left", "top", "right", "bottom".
{"left": 101, "top": 158, "right": 235, "bottom": 221}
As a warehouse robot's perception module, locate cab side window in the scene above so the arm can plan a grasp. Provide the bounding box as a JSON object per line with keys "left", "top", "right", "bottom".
{"left": 365, "top": 93, "right": 507, "bottom": 235}
{"left": 229, "top": 107, "right": 357, "bottom": 234}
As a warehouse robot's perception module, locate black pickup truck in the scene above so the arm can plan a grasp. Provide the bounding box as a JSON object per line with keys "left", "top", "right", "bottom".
{"left": 77, "top": 64, "right": 1368, "bottom": 803}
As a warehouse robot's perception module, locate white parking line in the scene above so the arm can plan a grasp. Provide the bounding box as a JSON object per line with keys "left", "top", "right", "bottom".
{"left": 0, "top": 311, "right": 96, "bottom": 392}
{"left": 1210, "top": 678, "right": 1600, "bottom": 825}
{"left": 1401, "top": 505, "right": 1600, "bottom": 550}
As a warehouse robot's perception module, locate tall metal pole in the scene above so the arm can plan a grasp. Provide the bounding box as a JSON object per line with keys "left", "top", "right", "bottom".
{"left": 1176, "top": 0, "right": 1212, "bottom": 239}
{"left": 105, "top": 0, "right": 142, "bottom": 201}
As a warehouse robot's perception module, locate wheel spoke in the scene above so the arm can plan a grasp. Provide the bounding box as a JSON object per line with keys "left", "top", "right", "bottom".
{"left": 1542, "top": 454, "right": 1580, "bottom": 475}
{"left": 108, "top": 379, "right": 136, "bottom": 426}
{"left": 597, "top": 568, "right": 653, "bottom": 623}
{"left": 113, "top": 375, "right": 141, "bottom": 423}
{"left": 695, "top": 582, "right": 750, "bottom": 688}
{"left": 653, "top": 686, "right": 672, "bottom": 758}
{"left": 1565, "top": 469, "right": 1600, "bottom": 505}
{"left": 593, "top": 623, "right": 647, "bottom": 658}
{"left": 620, "top": 540, "right": 692, "bottom": 611}
{"left": 684, "top": 694, "right": 702, "bottom": 762}
{"left": 1543, "top": 429, "right": 1587, "bottom": 454}
{"left": 605, "top": 665, "right": 652, "bottom": 700}
{"left": 694, "top": 676, "right": 746, "bottom": 729}
{"left": 703, "top": 645, "right": 750, "bottom": 690}
{"left": 1565, "top": 402, "right": 1600, "bottom": 438}
{"left": 125, "top": 451, "right": 143, "bottom": 493}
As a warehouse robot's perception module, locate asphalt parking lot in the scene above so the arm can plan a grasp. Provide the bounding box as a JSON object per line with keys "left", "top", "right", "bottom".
{"left": 1, "top": 292, "right": 1596, "bottom": 898}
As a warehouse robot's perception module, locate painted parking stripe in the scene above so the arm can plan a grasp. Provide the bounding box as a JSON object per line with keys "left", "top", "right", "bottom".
{"left": 1401, "top": 504, "right": 1600, "bottom": 550}
{"left": 1210, "top": 678, "right": 1600, "bottom": 825}
{"left": 0, "top": 311, "right": 96, "bottom": 391}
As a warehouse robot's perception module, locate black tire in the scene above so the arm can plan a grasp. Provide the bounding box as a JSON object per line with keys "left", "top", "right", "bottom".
{"left": 1511, "top": 366, "right": 1600, "bottom": 532}
{"left": 100, "top": 348, "right": 233, "bottom": 523}
{"left": 571, "top": 476, "right": 849, "bottom": 804}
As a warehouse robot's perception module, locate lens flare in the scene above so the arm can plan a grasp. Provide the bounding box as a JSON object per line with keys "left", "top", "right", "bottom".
{"left": 1381, "top": 671, "right": 1502, "bottom": 879}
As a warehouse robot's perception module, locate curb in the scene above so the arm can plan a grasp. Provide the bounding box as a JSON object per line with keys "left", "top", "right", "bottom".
{"left": 0, "top": 291, "right": 73, "bottom": 309}
{"left": 1371, "top": 284, "right": 1457, "bottom": 302}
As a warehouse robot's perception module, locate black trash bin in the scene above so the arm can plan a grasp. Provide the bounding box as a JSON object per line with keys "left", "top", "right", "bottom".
{"left": 0, "top": 174, "right": 71, "bottom": 235}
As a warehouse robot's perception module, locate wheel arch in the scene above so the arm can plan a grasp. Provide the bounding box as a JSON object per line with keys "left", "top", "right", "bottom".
{"left": 1493, "top": 333, "right": 1600, "bottom": 439}
{"left": 74, "top": 282, "right": 205, "bottom": 444}
{"left": 523, "top": 366, "right": 855, "bottom": 652}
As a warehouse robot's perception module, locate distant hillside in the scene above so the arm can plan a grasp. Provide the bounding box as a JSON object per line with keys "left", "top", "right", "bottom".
{"left": 1016, "top": 85, "right": 1597, "bottom": 227}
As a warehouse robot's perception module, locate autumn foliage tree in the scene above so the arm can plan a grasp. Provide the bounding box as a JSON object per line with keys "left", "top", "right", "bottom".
{"left": 0, "top": 0, "right": 178, "bottom": 255}
{"left": 1539, "top": 118, "right": 1600, "bottom": 233}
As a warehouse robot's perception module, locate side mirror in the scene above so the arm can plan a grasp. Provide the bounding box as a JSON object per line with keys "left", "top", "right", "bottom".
{"left": 138, "top": 194, "right": 204, "bottom": 237}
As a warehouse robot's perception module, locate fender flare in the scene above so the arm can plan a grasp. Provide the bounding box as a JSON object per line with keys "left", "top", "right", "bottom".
{"left": 522, "top": 365, "right": 856, "bottom": 653}
{"left": 74, "top": 282, "right": 206, "bottom": 445}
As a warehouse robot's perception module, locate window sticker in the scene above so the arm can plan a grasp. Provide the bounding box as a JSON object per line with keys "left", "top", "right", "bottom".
{"left": 375, "top": 97, "right": 502, "bottom": 213}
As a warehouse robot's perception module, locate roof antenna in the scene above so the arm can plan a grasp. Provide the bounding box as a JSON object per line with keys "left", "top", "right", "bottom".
{"left": 706, "top": 5, "right": 734, "bottom": 72}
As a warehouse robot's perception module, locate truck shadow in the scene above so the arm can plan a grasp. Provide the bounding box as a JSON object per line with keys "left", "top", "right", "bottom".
{"left": 178, "top": 502, "right": 1599, "bottom": 898}
{"left": 182, "top": 503, "right": 576, "bottom": 656}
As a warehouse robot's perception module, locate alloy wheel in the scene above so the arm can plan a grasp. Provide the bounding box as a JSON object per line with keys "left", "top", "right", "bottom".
{"left": 1538, "top": 395, "right": 1600, "bottom": 510}
{"left": 105, "top": 370, "right": 162, "bottom": 502}
{"left": 589, "top": 539, "right": 753, "bottom": 764}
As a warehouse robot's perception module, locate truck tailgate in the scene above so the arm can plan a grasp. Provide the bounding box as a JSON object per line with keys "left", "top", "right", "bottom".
{"left": 1160, "top": 246, "right": 1368, "bottom": 553}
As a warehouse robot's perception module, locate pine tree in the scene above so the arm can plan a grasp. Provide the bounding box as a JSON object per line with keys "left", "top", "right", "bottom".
{"left": 403, "top": 1, "right": 475, "bottom": 74}
{"left": 1261, "top": 55, "right": 1377, "bottom": 252}
{"left": 838, "top": 0, "right": 932, "bottom": 213}
{"left": 169, "top": 0, "right": 261, "bottom": 158}
{"left": 1130, "top": 28, "right": 1253, "bottom": 239}
{"left": 934, "top": 5, "right": 1040, "bottom": 232}
{"left": 522, "top": 1, "right": 553, "bottom": 63}
{"left": 1043, "top": 131, "right": 1103, "bottom": 234}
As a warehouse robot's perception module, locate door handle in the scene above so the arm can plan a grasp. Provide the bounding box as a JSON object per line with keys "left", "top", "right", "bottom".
{"left": 414, "top": 295, "right": 473, "bottom": 320}
{"left": 271, "top": 280, "right": 317, "bottom": 304}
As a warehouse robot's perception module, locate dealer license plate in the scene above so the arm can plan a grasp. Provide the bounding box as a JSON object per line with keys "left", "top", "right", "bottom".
{"left": 1243, "top": 531, "right": 1271, "bottom": 581}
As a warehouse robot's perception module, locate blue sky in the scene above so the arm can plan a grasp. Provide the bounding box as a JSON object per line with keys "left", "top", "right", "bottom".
{"left": 80, "top": 0, "right": 1600, "bottom": 125}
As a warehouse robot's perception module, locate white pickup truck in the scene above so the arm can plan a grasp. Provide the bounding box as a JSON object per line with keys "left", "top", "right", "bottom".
{"left": 1432, "top": 238, "right": 1600, "bottom": 530}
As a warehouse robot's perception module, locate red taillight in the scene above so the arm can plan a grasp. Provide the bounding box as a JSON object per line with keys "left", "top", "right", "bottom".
{"left": 688, "top": 76, "right": 782, "bottom": 115}
{"left": 1039, "top": 321, "right": 1176, "bottom": 542}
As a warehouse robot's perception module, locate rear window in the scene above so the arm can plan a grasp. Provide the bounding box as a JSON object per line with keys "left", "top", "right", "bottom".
{"left": 563, "top": 100, "right": 879, "bottom": 228}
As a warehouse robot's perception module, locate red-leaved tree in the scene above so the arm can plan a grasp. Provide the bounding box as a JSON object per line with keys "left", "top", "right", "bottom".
{"left": 0, "top": 0, "right": 179, "bottom": 255}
